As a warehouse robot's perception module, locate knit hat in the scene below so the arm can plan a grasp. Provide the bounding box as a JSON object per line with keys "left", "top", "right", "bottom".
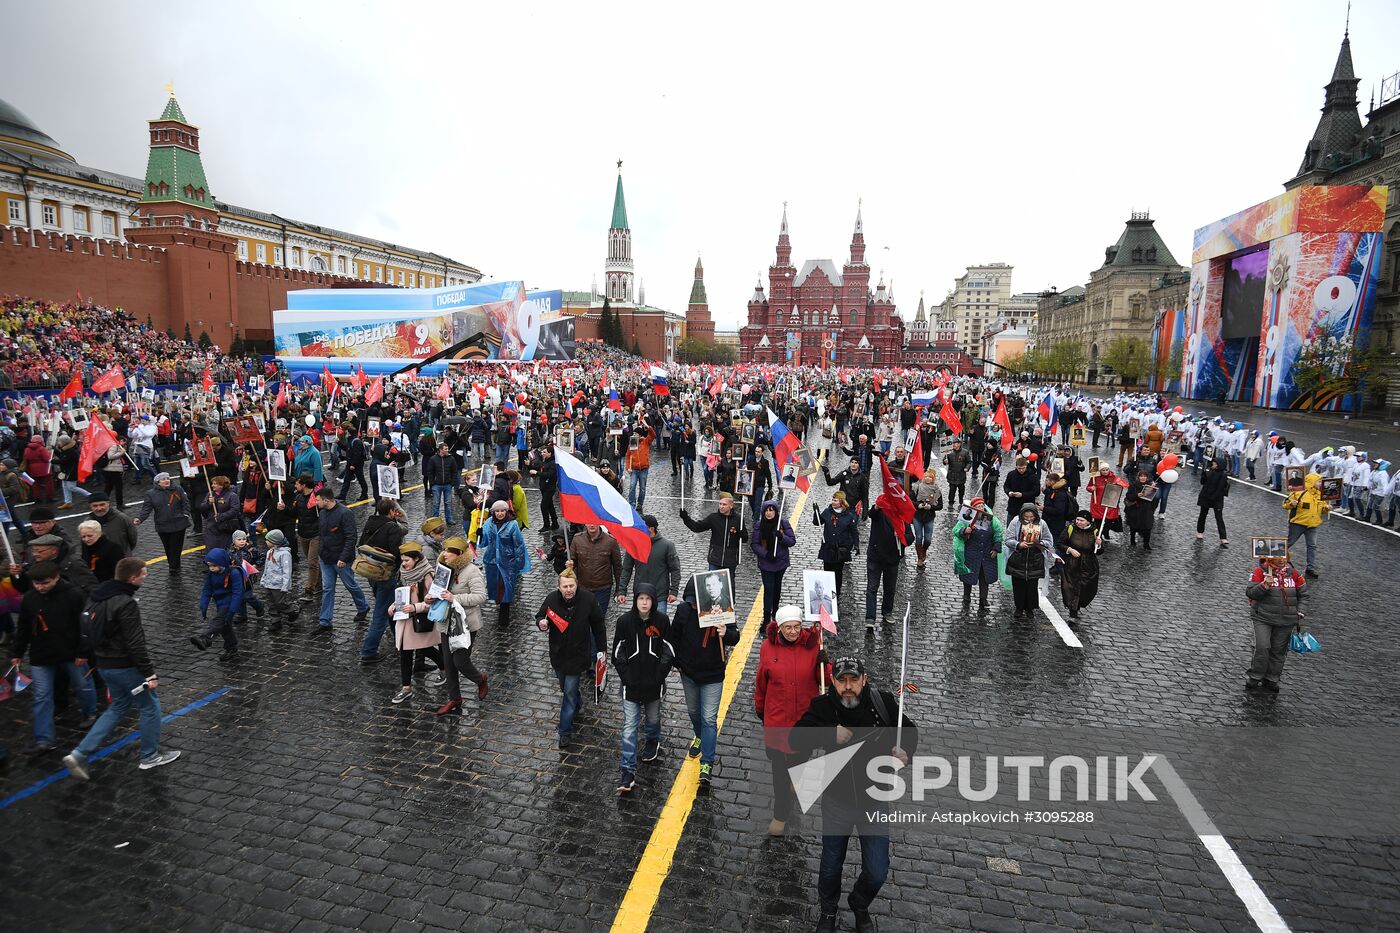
{"left": 265, "top": 529, "right": 287, "bottom": 546}
{"left": 153, "top": 472, "right": 172, "bottom": 483}
{"left": 1076, "top": 509, "right": 1093, "bottom": 521}
{"left": 89, "top": 493, "right": 109, "bottom": 503}
{"left": 968, "top": 496, "right": 987, "bottom": 512}
{"left": 232, "top": 530, "right": 248, "bottom": 543}
{"left": 774, "top": 605, "right": 802, "bottom": 627}
{"left": 0, "top": 458, "right": 15, "bottom": 468}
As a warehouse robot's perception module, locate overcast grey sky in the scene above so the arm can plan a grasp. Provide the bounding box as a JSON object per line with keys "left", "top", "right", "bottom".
{"left": 8, "top": 1, "right": 1397, "bottom": 330}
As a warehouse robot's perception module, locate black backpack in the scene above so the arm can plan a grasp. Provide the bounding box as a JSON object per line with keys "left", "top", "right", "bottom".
{"left": 78, "top": 596, "right": 116, "bottom": 655}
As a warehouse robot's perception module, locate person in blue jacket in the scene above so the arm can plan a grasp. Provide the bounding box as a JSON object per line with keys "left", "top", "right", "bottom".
{"left": 191, "top": 547, "right": 245, "bottom": 661}
{"left": 479, "top": 498, "right": 531, "bottom": 626}
{"left": 292, "top": 435, "right": 324, "bottom": 485}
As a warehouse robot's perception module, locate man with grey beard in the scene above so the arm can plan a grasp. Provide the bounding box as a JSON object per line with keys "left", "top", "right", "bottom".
{"left": 791, "top": 657, "right": 919, "bottom": 933}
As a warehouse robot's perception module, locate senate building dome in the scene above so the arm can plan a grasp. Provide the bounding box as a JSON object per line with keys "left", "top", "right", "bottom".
{"left": 0, "top": 97, "right": 75, "bottom": 163}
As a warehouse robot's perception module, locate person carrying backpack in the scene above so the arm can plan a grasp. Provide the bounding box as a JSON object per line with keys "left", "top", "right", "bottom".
{"left": 63, "top": 557, "right": 180, "bottom": 780}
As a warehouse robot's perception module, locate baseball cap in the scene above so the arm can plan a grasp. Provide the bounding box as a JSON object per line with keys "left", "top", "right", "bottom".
{"left": 831, "top": 656, "right": 866, "bottom": 679}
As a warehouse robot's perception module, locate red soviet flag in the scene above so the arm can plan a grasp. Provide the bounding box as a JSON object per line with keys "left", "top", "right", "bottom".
{"left": 201, "top": 365, "right": 214, "bottom": 393}
{"left": 59, "top": 371, "right": 83, "bottom": 402}
{"left": 876, "top": 457, "right": 915, "bottom": 546}
{"left": 939, "top": 399, "right": 963, "bottom": 436}
{"left": 77, "top": 417, "right": 119, "bottom": 482}
{"left": 274, "top": 380, "right": 288, "bottom": 411}
{"left": 364, "top": 376, "right": 384, "bottom": 406}
{"left": 90, "top": 365, "right": 124, "bottom": 395}
{"left": 435, "top": 377, "right": 452, "bottom": 400}
{"left": 994, "top": 399, "right": 1014, "bottom": 450}
{"left": 352, "top": 365, "right": 368, "bottom": 390}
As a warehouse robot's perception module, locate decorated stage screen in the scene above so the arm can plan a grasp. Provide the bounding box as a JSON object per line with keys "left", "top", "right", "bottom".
{"left": 274, "top": 283, "right": 572, "bottom": 380}
{"left": 1180, "top": 185, "right": 1387, "bottom": 411}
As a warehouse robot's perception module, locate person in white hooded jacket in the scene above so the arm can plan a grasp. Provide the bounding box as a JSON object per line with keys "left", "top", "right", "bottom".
{"left": 1361, "top": 460, "right": 1392, "bottom": 525}
{"left": 1343, "top": 451, "right": 1372, "bottom": 517}
{"left": 1243, "top": 431, "right": 1264, "bottom": 481}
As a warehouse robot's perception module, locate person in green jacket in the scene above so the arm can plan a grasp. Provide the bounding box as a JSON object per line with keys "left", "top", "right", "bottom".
{"left": 952, "top": 496, "right": 1003, "bottom": 614}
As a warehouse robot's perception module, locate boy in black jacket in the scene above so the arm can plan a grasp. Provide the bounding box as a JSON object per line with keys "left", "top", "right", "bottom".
{"left": 12, "top": 562, "right": 95, "bottom": 753}
{"left": 611, "top": 583, "right": 675, "bottom": 794}
{"left": 666, "top": 577, "right": 739, "bottom": 783}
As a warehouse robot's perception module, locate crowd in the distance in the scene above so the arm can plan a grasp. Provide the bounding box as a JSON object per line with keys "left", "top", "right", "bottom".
{"left": 0, "top": 296, "right": 258, "bottom": 389}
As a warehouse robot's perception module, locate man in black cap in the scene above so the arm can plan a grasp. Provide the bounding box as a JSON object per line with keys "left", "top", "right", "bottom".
{"left": 89, "top": 493, "right": 139, "bottom": 556}
{"left": 791, "top": 656, "right": 918, "bottom": 933}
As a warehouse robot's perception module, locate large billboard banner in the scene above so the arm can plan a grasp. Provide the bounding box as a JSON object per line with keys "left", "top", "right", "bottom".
{"left": 274, "top": 283, "right": 572, "bottom": 378}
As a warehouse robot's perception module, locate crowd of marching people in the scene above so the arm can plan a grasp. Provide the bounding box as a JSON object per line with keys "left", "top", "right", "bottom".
{"left": 2, "top": 297, "right": 1395, "bottom": 931}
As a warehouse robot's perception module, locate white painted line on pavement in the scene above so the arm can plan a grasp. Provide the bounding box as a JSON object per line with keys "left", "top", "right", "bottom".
{"left": 1151, "top": 756, "right": 1291, "bottom": 933}
{"left": 1224, "top": 474, "right": 1400, "bottom": 539}
{"left": 1038, "top": 578, "right": 1083, "bottom": 649}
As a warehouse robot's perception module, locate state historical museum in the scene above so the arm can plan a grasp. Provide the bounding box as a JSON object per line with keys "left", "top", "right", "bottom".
{"left": 739, "top": 204, "right": 978, "bottom": 373}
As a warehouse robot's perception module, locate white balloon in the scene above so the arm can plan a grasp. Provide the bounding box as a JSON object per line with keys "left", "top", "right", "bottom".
{"left": 1160, "top": 468, "right": 1179, "bottom": 484}
{"left": 305, "top": 414, "right": 316, "bottom": 426}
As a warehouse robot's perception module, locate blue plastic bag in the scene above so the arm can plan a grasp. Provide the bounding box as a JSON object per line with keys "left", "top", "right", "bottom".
{"left": 1289, "top": 630, "right": 1321, "bottom": 653}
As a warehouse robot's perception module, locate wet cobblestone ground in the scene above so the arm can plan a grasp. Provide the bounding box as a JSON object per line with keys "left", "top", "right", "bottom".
{"left": 3, "top": 419, "right": 1398, "bottom": 932}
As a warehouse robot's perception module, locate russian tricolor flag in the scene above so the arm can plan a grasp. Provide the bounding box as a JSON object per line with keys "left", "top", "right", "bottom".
{"left": 766, "top": 407, "right": 809, "bottom": 492}
{"left": 502, "top": 397, "right": 517, "bottom": 417}
{"left": 607, "top": 386, "right": 622, "bottom": 411}
{"left": 650, "top": 366, "right": 670, "bottom": 396}
{"left": 911, "top": 390, "right": 938, "bottom": 408}
{"left": 1037, "top": 391, "right": 1058, "bottom": 433}
{"left": 553, "top": 447, "right": 652, "bottom": 562}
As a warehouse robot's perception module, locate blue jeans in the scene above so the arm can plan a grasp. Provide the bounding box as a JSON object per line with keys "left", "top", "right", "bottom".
{"left": 431, "top": 485, "right": 456, "bottom": 524}
{"left": 495, "top": 443, "right": 511, "bottom": 465}
{"left": 557, "top": 672, "right": 582, "bottom": 738}
{"left": 619, "top": 697, "right": 661, "bottom": 771}
{"left": 911, "top": 515, "right": 936, "bottom": 547}
{"left": 1271, "top": 464, "right": 1284, "bottom": 491}
{"left": 74, "top": 666, "right": 161, "bottom": 761}
{"left": 29, "top": 661, "right": 96, "bottom": 744}
{"left": 628, "top": 467, "right": 649, "bottom": 510}
{"left": 1230, "top": 452, "right": 1242, "bottom": 477}
{"left": 1286, "top": 524, "right": 1318, "bottom": 573}
{"left": 61, "top": 479, "right": 92, "bottom": 505}
{"left": 319, "top": 559, "right": 368, "bottom": 626}
{"left": 681, "top": 675, "right": 722, "bottom": 766}
{"left": 1156, "top": 481, "right": 1171, "bottom": 514}
{"left": 362, "top": 575, "right": 399, "bottom": 657}
{"left": 131, "top": 448, "right": 157, "bottom": 480}
{"left": 818, "top": 800, "right": 891, "bottom": 913}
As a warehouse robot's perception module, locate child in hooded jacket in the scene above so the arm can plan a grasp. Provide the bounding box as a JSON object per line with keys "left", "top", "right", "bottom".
{"left": 192, "top": 547, "right": 245, "bottom": 659}
{"left": 260, "top": 529, "right": 297, "bottom": 631}
{"left": 228, "top": 529, "right": 266, "bottom": 623}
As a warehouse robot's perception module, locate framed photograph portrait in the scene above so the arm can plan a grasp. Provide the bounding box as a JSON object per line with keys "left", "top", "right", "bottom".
{"left": 802, "top": 569, "right": 838, "bottom": 624}
{"left": 1319, "top": 477, "right": 1343, "bottom": 501}
{"left": 779, "top": 463, "right": 799, "bottom": 490}
{"left": 376, "top": 464, "right": 401, "bottom": 500}
{"left": 1087, "top": 456, "right": 1101, "bottom": 475}
{"left": 693, "top": 569, "right": 735, "bottom": 628}
{"left": 740, "top": 422, "right": 757, "bottom": 444}
{"left": 1284, "top": 466, "right": 1306, "bottom": 491}
{"left": 1098, "top": 482, "right": 1124, "bottom": 512}
{"left": 266, "top": 448, "right": 288, "bottom": 482}
{"left": 1251, "top": 536, "right": 1289, "bottom": 560}
{"left": 735, "top": 468, "right": 756, "bottom": 497}
{"left": 555, "top": 428, "right": 575, "bottom": 451}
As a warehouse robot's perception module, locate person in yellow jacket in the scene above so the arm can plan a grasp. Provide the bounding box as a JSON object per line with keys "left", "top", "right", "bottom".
{"left": 1284, "top": 471, "right": 1328, "bottom": 578}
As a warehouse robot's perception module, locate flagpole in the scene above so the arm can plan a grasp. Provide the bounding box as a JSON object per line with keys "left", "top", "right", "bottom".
{"left": 895, "top": 601, "right": 910, "bottom": 752}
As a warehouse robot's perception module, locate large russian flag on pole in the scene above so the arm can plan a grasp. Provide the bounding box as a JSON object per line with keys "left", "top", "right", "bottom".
{"left": 650, "top": 366, "right": 670, "bottom": 396}
{"left": 1036, "top": 391, "right": 1058, "bottom": 434}
{"left": 553, "top": 446, "right": 653, "bottom": 563}
{"left": 765, "top": 407, "right": 809, "bottom": 492}
{"left": 911, "top": 390, "right": 937, "bottom": 408}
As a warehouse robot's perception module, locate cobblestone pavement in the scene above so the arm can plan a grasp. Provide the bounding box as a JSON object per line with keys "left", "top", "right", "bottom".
{"left": 2, "top": 439, "right": 1398, "bottom": 932}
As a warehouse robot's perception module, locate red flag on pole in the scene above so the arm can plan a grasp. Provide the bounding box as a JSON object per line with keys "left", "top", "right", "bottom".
{"left": 76, "top": 417, "right": 119, "bottom": 482}
{"left": 819, "top": 603, "right": 837, "bottom": 634}
{"left": 435, "top": 377, "right": 452, "bottom": 400}
{"left": 938, "top": 400, "right": 963, "bottom": 436}
{"left": 274, "top": 380, "right": 288, "bottom": 411}
{"left": 321, "top": 366, "right": 336, "bottom": 396}
{"left": 201, "top": 365, "right": 214, "bottom": 393}
{"left": 59, "top": 371, "right": 83, "bottom": 402}
{"left": 352, "top": 365, "right": 367, "bottom": 390}
{"left": 364, "top": 376, "right": 384, "bottom": 406}
{"left": 90, "top": 365, "right": 124, "bottom": 395}
{"left": 876, "top": 457, "right": 915, "bottom": 546}
{"left": 993, "top": 399, "right": 1014, "bottom": 450}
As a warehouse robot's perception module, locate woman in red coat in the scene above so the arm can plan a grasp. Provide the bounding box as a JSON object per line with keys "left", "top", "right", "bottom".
{"left": 1086, "top": 465, "right": 1128, "bottom": 541}
{"left": 754, "top": 604, "right": 830, "bottom": 835}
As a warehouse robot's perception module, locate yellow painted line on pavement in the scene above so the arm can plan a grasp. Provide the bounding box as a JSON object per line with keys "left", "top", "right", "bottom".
{"left": 139, "top": 484, "right": 425, "bottom": 567}
{"left": 610, "top": 455, "right": 823, "bottom": 933}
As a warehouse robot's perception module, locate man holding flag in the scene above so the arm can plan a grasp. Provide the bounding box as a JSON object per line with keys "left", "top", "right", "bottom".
{"left": 863, "top": 459, "right": 914, "bottom": 634}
